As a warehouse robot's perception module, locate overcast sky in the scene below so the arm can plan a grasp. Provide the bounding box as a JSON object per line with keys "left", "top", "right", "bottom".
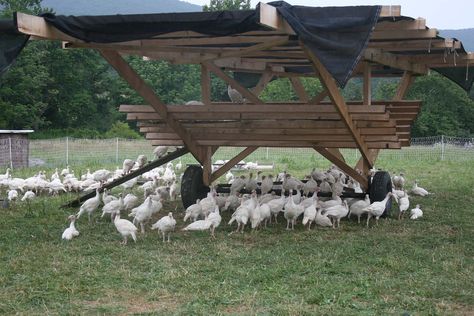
{"left": 185, "top": 0, "right": 474, "bottom": 29}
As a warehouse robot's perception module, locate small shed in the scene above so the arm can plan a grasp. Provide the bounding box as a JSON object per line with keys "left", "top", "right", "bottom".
{"left": 0, "top": 130, "right": 34, "bottom": 168}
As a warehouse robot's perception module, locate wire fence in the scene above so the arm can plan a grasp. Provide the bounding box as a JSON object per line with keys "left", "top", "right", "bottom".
{"left": 0, "top": 135, "right": 473, "bottom": 169}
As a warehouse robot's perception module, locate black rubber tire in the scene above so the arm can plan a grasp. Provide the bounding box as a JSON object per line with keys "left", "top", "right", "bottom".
{"left": 369, "top": 171, "right": 393, "bottom": 217}
{"left": 181, "top": 165, "right": 209, "bottom": 209}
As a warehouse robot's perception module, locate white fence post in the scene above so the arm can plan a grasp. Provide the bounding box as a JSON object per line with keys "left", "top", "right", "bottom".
{"left": 66, "top": 137, "right": 69, "bottom": 165}
{"left": 8, "top": 137, "right": 13, "bottom": 169}
{"left": 441, "top": 135, "right": 445, "bottom": 161}
{"left": 116, "top": 138, "right": 119, "bottom": 164}
{"left": 266, "top": 147, "right": 269, "bottom": 160}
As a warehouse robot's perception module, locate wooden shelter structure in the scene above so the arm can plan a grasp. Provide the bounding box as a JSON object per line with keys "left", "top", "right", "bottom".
{"left": 7, "top": 2, "right": 474, "bottom": 201}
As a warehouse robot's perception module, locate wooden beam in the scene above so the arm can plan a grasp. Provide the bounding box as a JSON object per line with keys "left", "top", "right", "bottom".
{"left": 99, "top": 49, "right": 204, "bottom": 163}
{"left": 290, "top": 77, "right": 309, "bottom": 103}
{"left": 204, "top": 61, "right": 262, "bottom": 104}
{"left": 310, "top": 89, "right": 328, "bottom": 104}
{"left": 16, "top": 13, "right": 78, "bottom": 41}
{"left": 379, "top": 5, "right": 401, "bottom": 17}
{"left": 205, "top": 37, "right": 290, "bottom": 61}
{"left": 201, "top": 64, "right": 211, "bottom": 105}
{"left": 259, "top": 2, "right": 296, "bottom": 35}
{"left": 314, "top": 147, "right": 368, "bottom": 190}
{"left": 363, "top": 63, "right": 372, "bottom": 106}
{"left": 202, "top": 146, "right": 215, "bottom": 186}
{"left": 375, "top": 18, "right": 426, "bottom": 31}
{"left": 394, "top": 71, "right": 414, "bottom": 100}
{"left": 301, "top": 42, "right": 373, "bottom": 168}
{"left": 364, "top": 48, "right": 428, "bottom": 74}
{"left": 251, "top": 71, "right": 273, "bottom": 95}
{"left": 370, "top": 29, "right": 437, "bottom": 40}
{"left": 210, "top": 147, "right": 258, "bottom": 183}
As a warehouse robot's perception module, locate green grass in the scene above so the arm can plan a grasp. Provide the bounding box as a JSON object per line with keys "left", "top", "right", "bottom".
{"left": 1, "top": 158, "right": 473, "bottom": 315}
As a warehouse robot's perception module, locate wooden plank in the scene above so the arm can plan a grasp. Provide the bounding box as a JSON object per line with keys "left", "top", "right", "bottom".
{"left": 99, "top": 49, "right": 204, "bottom": 163}
{"left": 370, "top": 29, "right": 438, "bottom": 40}
{"left": 251, "top": 71, "right": 273, "bottom": 95}
{"left": 379, "top": 5, "right": 401, "bottom": 17}
{"left": 301, "top": 41, "right": 373, "bottom": 168}
{"left": 364, "top": 48, "right": 428, "bottom": 74}
{"left": 363, "top": 63, "right": 372, "bottom": 106}
{"left": 367, "top": 39, "right": 462, "bottom": 51}
{"left": 120, "top": 104, "right": 387, "bottom": 114}
{"left": 290, "top": 77, "right": 309, "bottom": 103}
{"left": 314, "top": 147, "right": 368, "bottom": 189}
{"left": 259, "top": 2, "right": 296, "bottom": 35}
{"left": 16, "top": 13, "right": 78, "bottom": 41}
{"left": 310, "top": 90, "right": 328, "bottom": 104}
{"left": 201, "top": 64, "right": 211, "bottom": 105}
{"left": 205, "top": 37, "right": 290, "bottom": 61}
{"left": 202, "top": 146, "right": 216, "bottom": 186}
{"left": 204, "top": 61, "right": 262, "bottom": 104}
{"left": 210, "top": 147, "right": 258, "bottom": 182}
{"left": 374, "top": 18, "right": 425, "bottom": 31}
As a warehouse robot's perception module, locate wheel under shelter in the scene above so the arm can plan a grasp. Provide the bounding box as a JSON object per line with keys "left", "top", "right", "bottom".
{"left": 3, "top": 2, "right": 474, "bottom": 205}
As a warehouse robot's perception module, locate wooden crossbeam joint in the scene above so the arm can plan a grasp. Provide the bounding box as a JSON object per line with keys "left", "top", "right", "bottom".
{"left": 210, "top": 147, "right": 258, "bottom": 183}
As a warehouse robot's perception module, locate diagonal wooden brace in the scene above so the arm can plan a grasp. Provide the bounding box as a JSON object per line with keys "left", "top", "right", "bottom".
{"left": 99, "top": 49, "right": 205, "bottom": 163}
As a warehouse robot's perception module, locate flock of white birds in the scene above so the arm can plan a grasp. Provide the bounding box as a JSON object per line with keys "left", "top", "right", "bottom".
{"left": 0, "top": 150, "right": 431, "bottom": 244}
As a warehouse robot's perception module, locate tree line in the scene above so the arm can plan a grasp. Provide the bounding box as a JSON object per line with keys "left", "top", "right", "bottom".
{"left": 0, "top": 0, "right": 473, "bottom": 139}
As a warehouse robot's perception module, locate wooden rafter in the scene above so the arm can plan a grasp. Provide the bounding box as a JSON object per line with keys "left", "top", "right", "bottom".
{"left": 99, "top": 50, "right": 204, "bottom": 163}
{"left": 364, "top": 48, "right": 428, "bottom": 74}
{"left": 301, "top": 42, "right": 373, "bottom": 168}
{"left": 201, "top": 65, "right": 211, "bottom": 105}
{"left": 314, "top": 147, "right": 368, "bottom": 189}
{"left": 210, "top": 147, "right": 258, "bottom": 183}
{"left": 290, "top": 77, "right": 309, "bottom": 103}
{"left": 251, "top": 71, "right": 273, "bottom": 95}
{"left": 310, "top": 90, "right": 328, "bottom": 104}
{"left": 203, "top": 61, "right": 262, "bottom": 104}
{"left": 363, "top": 63, "right": 372, "bottom": 106}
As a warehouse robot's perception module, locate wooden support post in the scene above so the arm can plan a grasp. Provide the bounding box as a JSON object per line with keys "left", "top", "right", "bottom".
{"left": 99, "top": 49, "right": 205, "bottom": 163}
{"left": 210, "top": 147, "right": 258, "bottom": 183}
{"left": 310, "top": 89, "right": 328, "bottom": 104}
{"left": 314, "top": 147, "right": 368, "bottom": 190}
{"left": 363, "top": 63, "right": 372, "bottom": 106}
{"left": 302, "top": 42, "right": 373, "bottom": 168}
{"left": 203, "top": 61, "right": 263, "bottom": 104}
{"left": 354, "top": 71, "right": 415, "bottom": 173}
{"left": 326, "top": 148, "right": 345, "bottom": 162}
{"left": 290, "top": 77, "right": 309, "bottom": 103}
{"left": 202, "top": 146, "right": 216, "bottom": 186}
{"left": 201, "top": 64, "right": 211, "bottom": 105}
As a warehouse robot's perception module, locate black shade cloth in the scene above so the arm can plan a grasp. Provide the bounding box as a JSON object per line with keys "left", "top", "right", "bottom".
{"left": 0, "top": 19, "right": 29, "bottom": 75}
{"left": 268, "top": 1, "right": 381, "bottom": 87}
{"left": 434, "top": 66, "right": 474, "bottom": 92}
{"left": 0, "top": 1, "right": 472, "bottom": 93}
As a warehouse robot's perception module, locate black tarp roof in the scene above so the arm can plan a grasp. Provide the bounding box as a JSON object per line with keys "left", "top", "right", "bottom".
{"left": 1, "top": 1, "right": 473, "bottom": 91}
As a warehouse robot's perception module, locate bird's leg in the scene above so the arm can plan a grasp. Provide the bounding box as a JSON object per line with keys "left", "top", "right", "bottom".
{"left": 357, "top": 215, "right": 361, "bottom": 224}
{"left": 398, "top": 211, "right": 401, "bottom": 220}
{"left": 88, "top": 213, "right": 92, "bottom": 223}
{"left": 167, "top": 233, "right": 171, "bottom": 243}
{"left": 286, "top": 219, "right": 290, "bottom": 230}
{"left": 376, "top": 217, "right": 379, "bottom": 226}
{"left": 274, "top": 214, "right": 278, "bottom": 223}
{"left": 366, "top": 214, "right": 371, "bottom": 228}
{"left": 337, "top": 218, "right": 341, "bottom": 228}
{"left": 140, "top": 223, "right": 145, "bottom": 234}
{"left": 162, "top": 232, "right": 166, "bottom": 243}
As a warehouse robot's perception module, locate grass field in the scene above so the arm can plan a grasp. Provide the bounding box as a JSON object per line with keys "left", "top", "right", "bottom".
{"left": 0, "top": 157, "right": 473, "bottom": 315}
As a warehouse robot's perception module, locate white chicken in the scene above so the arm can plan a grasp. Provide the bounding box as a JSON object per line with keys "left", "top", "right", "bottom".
{"left": 114, "top": 212, "right": 137, "bottom": 245}
{"left": 410, "top": 204, "right": 423, "bottom": 220}
{"left": 151, "top": 212, "right": 177, "bottom": 242}
{"left": 61, "top": 215, "right": 80, "bottom": 240}
{"left": 77, "top": 188, "right": 101, "bottom": 222}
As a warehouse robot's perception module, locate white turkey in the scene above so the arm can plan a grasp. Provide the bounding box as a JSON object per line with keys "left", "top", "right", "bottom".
{"left": 267, "top": 191, "right": 286, "bottom": 223}
{"left": 230, "top": 175, "right": 246, "bottom": 195}
{"left": 61, "top": 215, "right": 80, "bottom": 240}
{"left": 260, "top": 175, "right": 273, "bottom": 195}
{"left": 348, "top": 194, "right": 371, "bottom": 223}
{"left": 244, "top": 172, "right": 259, "bottom": 192}
{"left": 123, "top": 193, "right": 140, "bottom": 211}
{"left": 283, "top": 192, "right": 304, "bottom": 230}
{"left": 7, "top": 189, "right": 18, "bottom": 202}
{"left": 102, "top": 189, "right": 117, "bottom": 205}
{"left": 323, "top": 200, "right": 349, "bottom": 228}
{"left": 92, "top": 169, "right": 112, "bottom": 184}
{"left": 0, "top": 168, "right": 11, "bottom": 180}
{"left": 101, "top": 194, "right": 123, "bottom": 222}
{"left": 302, "top": 200, "right": 318, "bottom": 230}
{"left": 302, "top": 176, "right": 318, "bottom": 196}
{"left": 77, "top": 188, "right": 101, "bottom": 222}
{"left": 207, "top": 205, "right": 222, "bottom": 238}
{"left": 151, "top": 212, "right": 177, "bottom": 242}
{"left": 223, "top": 194, "right": 240, "bottom": 212}
{"left": 225, "top": 170, "right": 235, "bottom": 183}
{"left": 153, "top": 146, "right": 169, "bottom": 159}
{"left": 114, "top": 212, "right": 137, "bottom": 245}
{"left": 122, "top": 159, "right": 135, "bottom": 175}
{"left": 410, "top": 204, "right": 423, "bottom": 220}
{"left": 410, "top": 180, "right": 430, "bottom": 196}
{"left": 21, "top": 190, "right": 36, "bottom": 201}
{"left": 184, "top": 199, "right": 203, "bottom": 222}
{"left": 363, "top": 192, "right": 393, "bottom": 227}
{"left": 131, "top": 195, "right": 154, "bottom": 234}
{"left": 396, "top": 190, "right": 410, "bottom": 220}
{"left": 228, "top": 192, "right": 257, "bottom": 233}
{"left": 136, "top": 155, "right": 147, "bottom": 168}
{"left": 282, "top": 173, "right": 303, "bottom": 192}
{"left": 315, "top": 208, "right": 333, "bottom": 228}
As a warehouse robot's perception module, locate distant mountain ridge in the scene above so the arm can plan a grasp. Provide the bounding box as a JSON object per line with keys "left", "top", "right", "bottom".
{"left": 439, "top": 28, "right": 474, "bottom": 52}
{"left": 41, "top": 0, "right": 202, "bottom": 15}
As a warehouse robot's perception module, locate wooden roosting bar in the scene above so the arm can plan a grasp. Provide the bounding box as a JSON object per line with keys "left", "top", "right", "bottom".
{"left": 13, "top": 2, "right": 473, "bottom": 195}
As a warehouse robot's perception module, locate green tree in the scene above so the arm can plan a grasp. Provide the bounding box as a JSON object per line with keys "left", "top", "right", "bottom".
{"left": 0, "top": 0, "right": 42, "bottom": 17}
{"left": 203, "top": 0, "right": 251, "bottom": 11}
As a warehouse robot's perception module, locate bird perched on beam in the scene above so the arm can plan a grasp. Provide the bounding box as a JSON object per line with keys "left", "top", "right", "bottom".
{"left": 227, "top": 85, "right": 246, "bottom": 104}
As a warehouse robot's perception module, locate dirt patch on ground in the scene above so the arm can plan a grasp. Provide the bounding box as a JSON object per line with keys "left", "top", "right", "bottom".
{"left": 80, "top": 290, "right": 182, "bottom": 314}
